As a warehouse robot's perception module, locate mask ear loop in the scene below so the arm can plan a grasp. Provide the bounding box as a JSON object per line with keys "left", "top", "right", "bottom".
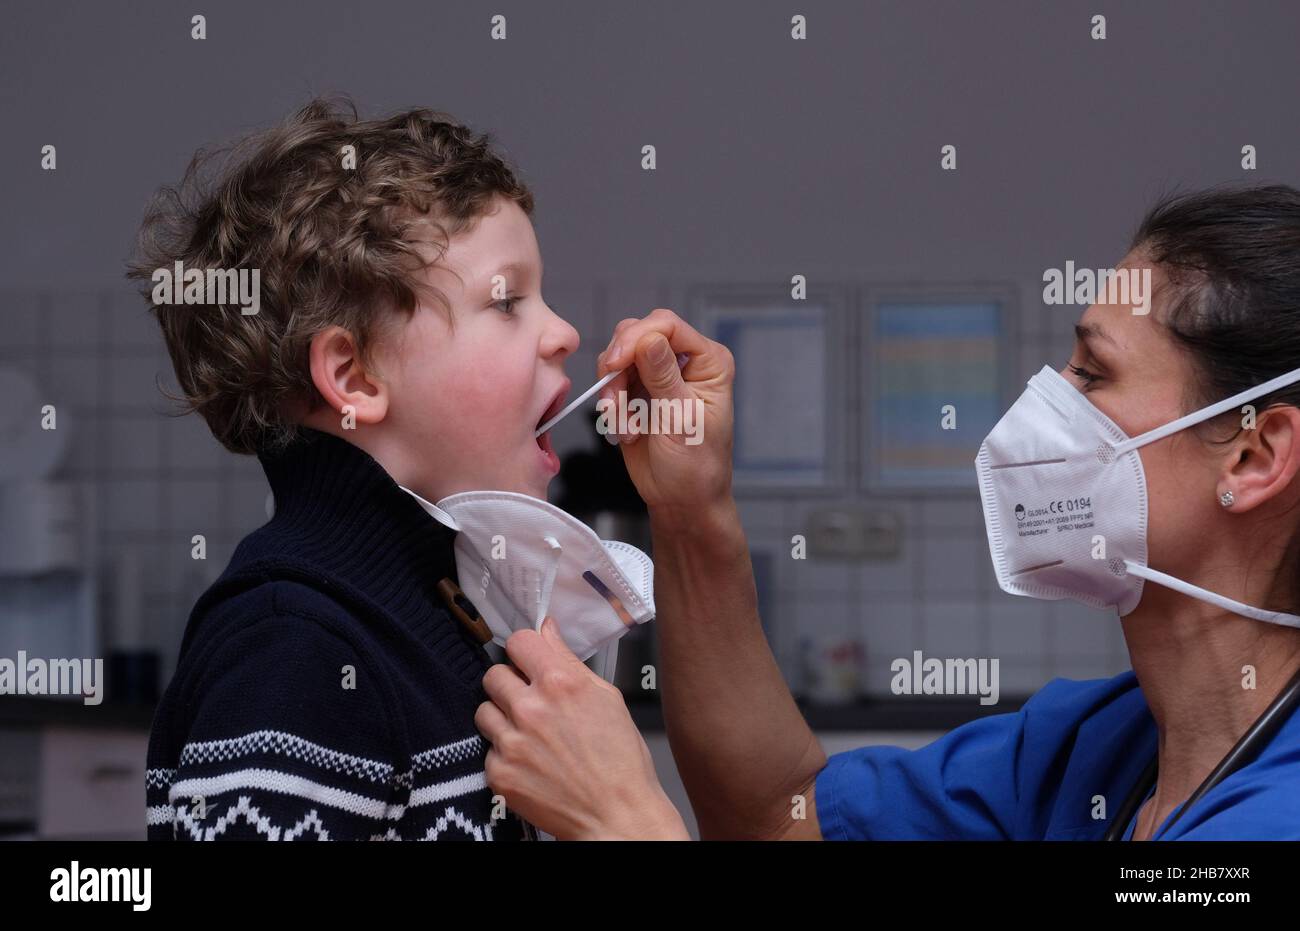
{"left": 535, "top": 536, "right": 563, "bottom": 629}
{"left": 532, "top": 538, "right": 624, "bottom": 682}
{"left": 1123, "top": 560, "right": 1300, "bottom": 627}
{"left": 1108, "top": 364, "right": 1300, "bottom": 628}
{"left": 527, "top": 537, "right": 617, "bottom": 845}
{"left": 1112, "top": 364, "right": 1300, "bottom": 458}
{"left": 592, "top": 640, "right": 620, "bottom": 684}
{"left": 499, "top": 534, "right": 565, "bottom": 845}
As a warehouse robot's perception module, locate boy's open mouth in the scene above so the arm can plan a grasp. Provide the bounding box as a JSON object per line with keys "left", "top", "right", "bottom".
{"left": 535, "top": 384, "right": 570, "bottom": 452}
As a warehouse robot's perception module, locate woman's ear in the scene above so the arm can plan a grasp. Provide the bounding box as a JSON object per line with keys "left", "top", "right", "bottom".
{"left": 1223, "top": 405, "right": 1300, "bottom": 512}
{"left": 307, "top": 326, "right": 390, "bottom": 428}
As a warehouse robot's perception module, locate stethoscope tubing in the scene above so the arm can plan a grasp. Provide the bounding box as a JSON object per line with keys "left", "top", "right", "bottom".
{"left": 1105, "top": 662, "right": 1300, "bottom": 841}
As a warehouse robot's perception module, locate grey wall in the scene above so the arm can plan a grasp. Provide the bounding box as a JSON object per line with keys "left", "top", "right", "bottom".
{"left": 2, "top": 0, "right": 1298, "bottom": 697}
{"left": 7, "top": 1, "right": 1300, "bottom": 288}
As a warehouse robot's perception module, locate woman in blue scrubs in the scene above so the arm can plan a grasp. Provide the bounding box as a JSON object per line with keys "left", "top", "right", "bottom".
{"left": 474, "top": 185, "right": 1300, "bottom": 840}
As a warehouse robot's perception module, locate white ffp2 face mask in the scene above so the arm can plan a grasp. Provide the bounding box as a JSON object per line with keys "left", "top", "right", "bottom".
{"left": 976, "top": 364, "right": 1300, "bottom": 628}
{"left": 403, "top": 488, "right": 655, "bottom": 672}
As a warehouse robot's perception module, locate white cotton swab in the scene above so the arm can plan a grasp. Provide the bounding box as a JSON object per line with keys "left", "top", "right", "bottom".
{"left": 534, "top": 353, "right": 690, "bottom": 438}
{"left": 535, "top": 368, "right": 624, "bottom": 438}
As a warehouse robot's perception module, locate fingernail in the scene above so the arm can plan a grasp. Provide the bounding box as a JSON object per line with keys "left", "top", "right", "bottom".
{"left": 608, "top": 344, "right": 623, "bottom": 366}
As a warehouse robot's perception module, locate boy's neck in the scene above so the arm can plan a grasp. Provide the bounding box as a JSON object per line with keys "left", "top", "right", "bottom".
{"left": 296, "top": 411, "right": 434, "bottom": 503}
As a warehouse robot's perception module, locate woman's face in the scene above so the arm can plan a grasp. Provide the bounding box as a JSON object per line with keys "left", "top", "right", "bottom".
{"left": 1060, "top": 253, "right": 1228, "bottom": 587}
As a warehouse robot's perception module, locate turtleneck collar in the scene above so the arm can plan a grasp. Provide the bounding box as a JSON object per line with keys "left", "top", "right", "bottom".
{"left": 254, "top": 427, "right": 461, "bottom": 633}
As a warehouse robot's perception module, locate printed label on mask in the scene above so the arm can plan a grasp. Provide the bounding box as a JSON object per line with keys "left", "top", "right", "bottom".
{"left": 1012, "top": 497, "right": 1094, "bottom": 537}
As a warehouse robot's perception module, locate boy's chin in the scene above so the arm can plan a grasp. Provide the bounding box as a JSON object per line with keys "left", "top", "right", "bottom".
{"left": 522, "top": 476, "right": 553, "bottom": 502}
{"left": 483, "top": 473, "right": 550, "bottom": 501}
{"left": 428, "top": 474, "right": 550, "bottom": 503}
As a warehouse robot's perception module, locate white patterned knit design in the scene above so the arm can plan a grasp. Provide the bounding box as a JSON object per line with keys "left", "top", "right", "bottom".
{"left": 148, "top": 731, "right": 502, "bottom": 841}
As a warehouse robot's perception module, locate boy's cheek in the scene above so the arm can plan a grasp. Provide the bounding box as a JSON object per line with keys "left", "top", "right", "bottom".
{"left": 430, "top": 398, "right": 524, "bottom": 470}
{"left": 453, "top": 366, "right": 534, "bottom": 425}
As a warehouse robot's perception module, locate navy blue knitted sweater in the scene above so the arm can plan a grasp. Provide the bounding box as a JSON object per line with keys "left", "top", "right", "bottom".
{"left": 145, "top": 427, "right": 526, "bottom": 841}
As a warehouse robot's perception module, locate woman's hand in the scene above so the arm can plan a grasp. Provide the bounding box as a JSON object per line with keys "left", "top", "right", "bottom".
{"left": 596, "top": 308, "right": 735, "bottom": 522}
{"left": 596, "top": 309, "right": 827, "bottom": 840}
{"left": 476, "top": 617, "right": 690, "bottom": 840}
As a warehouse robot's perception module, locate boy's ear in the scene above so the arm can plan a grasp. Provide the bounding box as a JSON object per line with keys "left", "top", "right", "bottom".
{"left": 308, "top": 326, "right": 390, "bottom": 427}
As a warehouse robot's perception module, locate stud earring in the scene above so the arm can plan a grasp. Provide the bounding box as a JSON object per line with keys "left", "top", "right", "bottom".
{"left": 1219, "top": 490, "right": 1235, "bottom": 508}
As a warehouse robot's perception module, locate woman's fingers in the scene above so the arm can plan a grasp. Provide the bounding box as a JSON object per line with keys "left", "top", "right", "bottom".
{"left": 598, "top": 309, "right": 720, "bottom": 443}
{"left": 600, "top": 309, "right": 723, "bottom": 380}
{"left": 474, "top": 696, "right": 511, "bottom": 745}
{"left": 481, "top": 660, "right": 529, "bottom": 716}
{"left": 600, "top": 358, "right": 659, "bottom": 443}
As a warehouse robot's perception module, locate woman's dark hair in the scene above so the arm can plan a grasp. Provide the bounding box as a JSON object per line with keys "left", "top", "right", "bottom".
{"left": 1131, "top": 184, "right": 1300, "bottom": 415}
{"left": 1135, "top": 185, "right": 1300, "bottom": 607}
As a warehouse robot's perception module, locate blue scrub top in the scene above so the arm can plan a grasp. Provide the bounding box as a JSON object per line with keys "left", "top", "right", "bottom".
{"left": 814, "top": 670, "right": 1300, "bottom": 840}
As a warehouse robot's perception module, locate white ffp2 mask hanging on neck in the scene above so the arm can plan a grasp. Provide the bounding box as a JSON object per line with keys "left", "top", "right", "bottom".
{"left": 976, "top": 364, "right": 1300, "bottom": 628}
{"left": 402, "top": 488, "right": 655, "bottom": 670}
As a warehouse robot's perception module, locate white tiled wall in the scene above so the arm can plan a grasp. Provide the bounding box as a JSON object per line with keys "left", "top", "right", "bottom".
{"left": 0, "top": 280, "right": 1132, "bottom": 695}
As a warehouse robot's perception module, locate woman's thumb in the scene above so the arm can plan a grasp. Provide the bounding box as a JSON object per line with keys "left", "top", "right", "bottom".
{"left": 540, "top": 616, "right": 579, "bottom": 660}
{"left": 635, "top": 333, "right": 686, "bottom": 397}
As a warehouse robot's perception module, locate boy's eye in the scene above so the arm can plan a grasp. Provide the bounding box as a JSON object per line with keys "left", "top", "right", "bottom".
{"left": 493, "top": 297, "right": 520, "bottom": 317}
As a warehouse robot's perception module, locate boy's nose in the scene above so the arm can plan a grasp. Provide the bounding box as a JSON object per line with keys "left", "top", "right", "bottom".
{"left": 541, "top": 305, "right": 581, "bottom": 358}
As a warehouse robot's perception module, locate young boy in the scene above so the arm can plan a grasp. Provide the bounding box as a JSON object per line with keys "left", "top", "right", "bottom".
{"left": 129, "top": 98, "right": 580, "bottom": 840}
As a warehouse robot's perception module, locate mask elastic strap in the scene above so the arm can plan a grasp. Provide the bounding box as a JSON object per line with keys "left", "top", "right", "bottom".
{"left": 1124, "top": 560, "right": 1300, "bottom": 629}
{"left": 397, "top": 485, "right": 460, "bottom": 530}
{"left": 1113, "top": 365, "right": 1300, "bottom": 457}
{"left": 592, "top": 639, "right": 620, "bottom": 685}
{"left": 535, "top": 536, "right": 563, "bottom": 629}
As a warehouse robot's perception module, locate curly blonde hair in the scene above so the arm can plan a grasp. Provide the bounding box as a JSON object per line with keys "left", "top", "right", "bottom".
{"left": 126, "top": 97, "right": 534, "bottom": 455}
